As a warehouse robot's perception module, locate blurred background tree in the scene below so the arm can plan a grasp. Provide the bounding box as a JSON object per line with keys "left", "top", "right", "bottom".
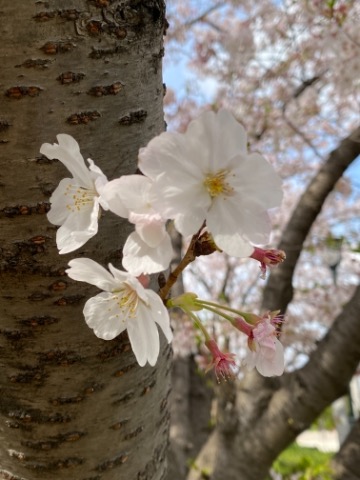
{"left": 163, "top": 1, "right": 360, "bottom": 479}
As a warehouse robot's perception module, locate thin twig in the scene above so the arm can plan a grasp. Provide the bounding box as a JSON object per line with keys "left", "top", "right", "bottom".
{"left": 158, "top": 224, "right": 205, "bottom": 300}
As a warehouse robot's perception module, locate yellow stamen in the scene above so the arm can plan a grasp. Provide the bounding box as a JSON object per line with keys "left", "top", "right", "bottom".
{"left": 64, "top": 184, "right": 97, "bottom": 212}
{"left": 203, "top": 169, "right": 234, "bottom": 198}
{"left": 110, "top": 285, "right": 139, "bottom": 322}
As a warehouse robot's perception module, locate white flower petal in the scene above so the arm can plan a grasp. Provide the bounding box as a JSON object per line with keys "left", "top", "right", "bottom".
{"left": 40, "top": 134, "right": 93, "bottom": 188}
{"left": 230, "top": 153, "right": 283, "bottom": 209}
{"left": 87, "top": 159, "right": 109, "bottom": 210}
{"left": 256, "top": 339, "right": 284, "bottom": 377}
{"left": 127, "top": 312, "right": 160, "bottom": 367}
{"left": 145, "top": 290, "right": 173, "bottom": 343}
{"left": 66, "top": 258, "right": 118, "bottom": 291}
{"left": 47, "top": 178, "right": 74, "bottom": 226}
{"left": 83, "top": 292, "right": 127, "bottom": 340}
{"left": 135, "top": 219, "right": 166, "bottom": 248}
{"left": 57, "top": 227, "right": 95, "bottom": 254}
{"left": 139, "top": 132, "right": 198, "bottom": 180}
{"left": 186, "top": 109, "right": 247, "bottom": 171}
{"left": 152, "top": 179, "right": 209, "bottom": 219}
{"left": 122, "top": 231, "right": 173, "bottom": 276}
{"left": 208, "top": 197, "right": 271, "bottom": 255}
{"left": 117, "top": 175, "right": 154, "bottom": 213}
{"left": 106, "top": 263, "right": 134, "bottom": 284}
{"left": 56, "top": 199, "right": 99, "bottom": 253}
{"left": 100, "top": 178, "right": 130, "bottom": 218}
{"left": 243, "top": 349, "right": 257, "bottom": 371}
{"left": 213, "top": 231, "right": 254, "bottom": 257}
{"left": 174, "top": 211, "right": 206, "bottom": 237}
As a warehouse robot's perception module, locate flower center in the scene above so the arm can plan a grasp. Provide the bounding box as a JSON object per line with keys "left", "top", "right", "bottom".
{"left": 109, "top": 284, "right": 139, "bottom": 321}
{"left": 203, "top": 169, "right": 234, "bottom": 198}
{"left": 64, "top": 184, "right": 97, "bottom": 212}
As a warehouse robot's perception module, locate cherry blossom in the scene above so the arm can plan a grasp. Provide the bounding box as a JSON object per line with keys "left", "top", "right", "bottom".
{"left": 236, "top": 313, "right": 285, "bottom": 377}
{"left": 138, "top": 109, "right": 283, "bottom": 258}
{"left": 40, "top": 134, "right": 109, "bottom": 254}
{"left": 205, "top": 339, "right": 236, "bottom": 382}
{"left": 250, "top": 247, "right": 286, "bottom": 279}
{"left": 66, "top": 258, "right": 173, "bottom": 367}
{"left": 102, "top": 175, "right": 173, "bottom": 275}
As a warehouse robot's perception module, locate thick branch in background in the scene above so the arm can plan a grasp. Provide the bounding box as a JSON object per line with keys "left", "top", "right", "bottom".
{"left": 262, "top": 125, "right": 360, "bottom": 313}
{"left": 186, "top": 128, "right": 360, "bottom": 479}
{"left": 332, "top": 417, "right": 360, "bottom": 479}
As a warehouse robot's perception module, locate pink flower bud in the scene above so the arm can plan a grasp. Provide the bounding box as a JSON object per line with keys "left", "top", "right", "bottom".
{"left": 250, "top": 247, "right": 286, "bottom": 278}
{"left": 205, "top": 339, "right": 236, "bottom": 382}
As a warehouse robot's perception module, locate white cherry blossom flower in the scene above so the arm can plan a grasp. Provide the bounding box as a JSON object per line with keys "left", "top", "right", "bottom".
{"left": 40, "top": 134, "right": 109, "bottom": 254}
{"left": 138, "top": 109, "right": 283, "bottom": 257}
{"left": 66, "top": 258, "right": 172, "bottom": 367}
{"left": 102, "top": 175, "right": 173, "bottom": 275}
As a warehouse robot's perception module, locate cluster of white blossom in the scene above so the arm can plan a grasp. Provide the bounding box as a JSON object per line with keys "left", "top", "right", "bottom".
{"left": 41, "top": 109, "right": 285, "bottom": 378}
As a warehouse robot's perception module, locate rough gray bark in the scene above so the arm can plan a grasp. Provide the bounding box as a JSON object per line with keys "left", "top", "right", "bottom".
{"left": 0, "top": 1, "right": 170, "bottom": 479}
{"left": 185, "top": 127, "right": 360, "bottom": 480}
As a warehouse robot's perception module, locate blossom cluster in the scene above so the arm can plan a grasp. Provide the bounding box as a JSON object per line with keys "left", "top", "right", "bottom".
{"left": 41, "top": 109, "right": 286, "bottom": 378}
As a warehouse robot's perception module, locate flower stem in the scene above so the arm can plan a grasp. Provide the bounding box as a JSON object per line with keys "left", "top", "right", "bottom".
{"left": 158, "top": 223, "right": 205, "bottom": 300}
{"left": 185, "top": 308, "right": 211, "bottom": 341}
{"left": 196, "top": 303, "right": 235, "bottom": 324}
{"left": 195, "top": 299, "right": 246, "bottom": 317}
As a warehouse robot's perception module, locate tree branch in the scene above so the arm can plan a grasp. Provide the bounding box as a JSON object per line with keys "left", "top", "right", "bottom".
{"left": 332, "top": 417, "right": 360, "bottom": 479}
{"left": 262, "top": 125, "right": 360, "bottom": 313}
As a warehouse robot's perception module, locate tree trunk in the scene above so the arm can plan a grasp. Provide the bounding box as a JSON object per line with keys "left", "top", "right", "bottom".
{"left": 0, "top": 2, "right": 170, "bottom": 479}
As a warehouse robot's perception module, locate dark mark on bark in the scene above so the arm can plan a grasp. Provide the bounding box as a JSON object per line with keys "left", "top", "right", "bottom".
{"left": 57, "top": 72, "right": 85, "bottom": 84}
{"left": 67, "top": 111, "right": 101, "bottom": 124}
{"left": 34, "top": 9, "right": 80, "bottom": 22}
{"left": 54, "top": 294, "right": 85, "bottom": 306}
{"left": 16, "top": 58, "right": 53, "bottom": 69}
{"left": 113, "top": 362, "right": 136, "bottom": 376}
{"left": 87, "top": 81, "right": 124, "bottom": 97}
{"left": 110, "top": 418, "right": 129, "bottom": 430}
{"left": 5, "top": 86, "right": 43, "bottom": 99}
{"left": 28, "top": 292, "right": 50, "bottom": 302}
{"left": 123, "top": 426, "right": 143, "bottom": 440}
{"left": 50, "top": 396, "right": 84, "bottom": 406}
{"left": 89, "top": 45, "right": 126, "bottom": 59}
{"left": 22, "top": 431, "right": 86, "bottom": 451}
{"left": 38, "top": 349, "right": 83, "bottom": 366}
{"left": 0, "top": 120, "right": 11, "bottom": 132}
{"left": 0, "top": 203, "right": 50, "bottom": 218}
{"left": 118, "top": 109, "right": 147, "bottom": 125}
{"left": 40, "top": 41, "right": 76, "bottom": 55}
{"left": 7, "top": 408, "right": 72, "bottom": 425}
{"left": 1, "top": 329, "right": 33, "bottom": 341}
{"left": 95, "top": 452, "right": 129, "bottom": 472}
{"left": 48, "top": 280, "right": 67, "bottom": 292}
{"left": 89, "top": 0, "right": 111, "bottom": 7}
{"left": 9, "top": 367, "right": 47, "bottom": 385}
{"left": 141, "top": 379, "right": 156, "bottom": 395}
{"left": 19, "top": 316, "right": 59, "bottom": 327}
{"left": 24, "top": 456, "right": 84, "bottom": 470}
{"left": 97, "top": 334, "right": 130, "bottom": 361}
{"left": 112, "top": 391, "right": 135, "bottom": 405}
